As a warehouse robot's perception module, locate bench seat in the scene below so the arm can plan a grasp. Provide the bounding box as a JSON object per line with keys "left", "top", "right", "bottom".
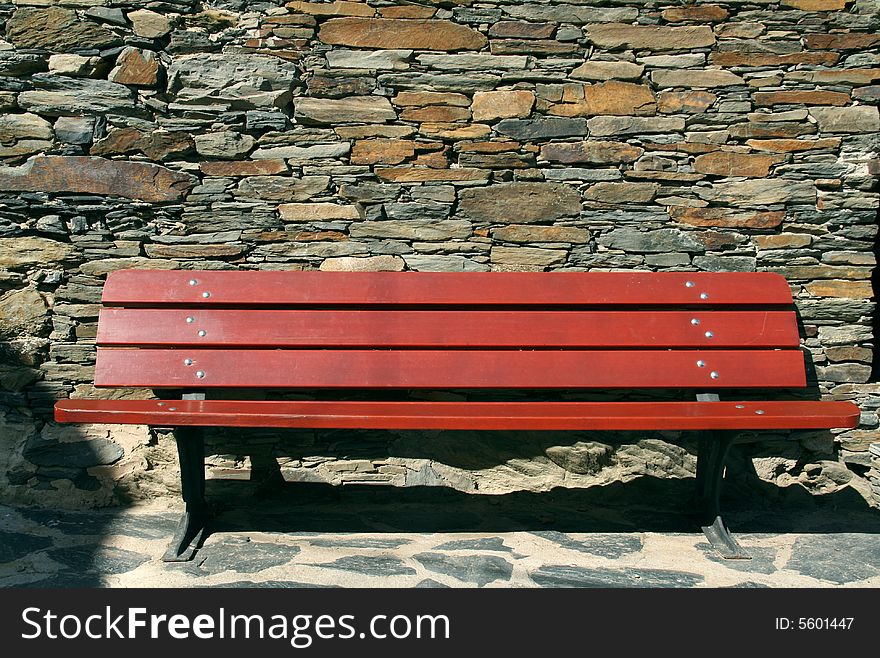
{"left": 56, "top": 399, "right": 860, "bottom": 431}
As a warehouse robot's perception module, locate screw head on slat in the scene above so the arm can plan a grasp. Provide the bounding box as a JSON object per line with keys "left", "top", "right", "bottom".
{"left": 202, "top": 291, "right": 211, "bottom": 298}
{"left": 168, "top": 407, "right": 177, "bottom": 411}
{"left": 189, "top": 279, "right": 198, "bottom": 286}
{"left": 198, "top": 330, "right": 206, "bottom": 337}
{"left": 710, "top": 371, "right": 719, "bottom": 379}
{"left": 696, "top": 360, "right": 706, "bottom": 367}
{"left": 186, "top": 316, "right": 194, "bottom": 323}
{"left": 685, "top": 281, "right": 695, "bottom": 288}
{"left": 735, "top": 404, "right": 745, "bottom": 409}
{"left": 691, "top": 318, "right": 700, "bottom": 325}
{"left": 157, "top": 402, "right": 165, "bottom": 406}
{"left": 196, "top": 371, "right": 205, "bottom": 379}
{"left": 705, "top": 331, "right": 714, "bottom": 339}
{"left": 755, "top": 410, "right": 765, "bottom": 415}
{"left": 700, "top": 292, "right": 709, "bottom": 300}
{"left": 184, "top": 359, "right": 193, "bottom": 366}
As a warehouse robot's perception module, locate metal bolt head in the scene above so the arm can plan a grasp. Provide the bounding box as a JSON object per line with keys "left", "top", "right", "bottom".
{"left": 196, "top": 371, "right": 205, "bottom": 379}
{"left": 755, "top": 410, "right": 765, "bottom": 415}
{"left": 168, "top": 407, "right": 177, "bottom": 411}
{"left": 735, "top": 404, "right": 745, "bottom": 409}
{"left": 705, "top": 331, "right": 714, "bottom": 339}
{"left": 202, "top": 291, "right": 211, "bottom": 298}
{"left": 691, "top": 318, "right": 700, "bottom": 326}
{"left": 189, "top": 279, "right": 198, "bottom": 286}
{"left": 685, "top": 281, "right": 695, "bottom": 288}
{"left": 710, "top": 371, "right": 719, "bottom": 379}
{"left": 696, "top": 360, "right": 706, "bottom": 367}
{"left": 700, "top": 292, "right": 709, "bottom": 300}
{"left": 184, "top": 359, "right": 193, "bottom": 366}
{"left": 186, "top": 316, "right": 194, "bottom": 323}
{"left": 157, "top": 402, "right": 165, "bottom": 406}
{"left": 198, "top": 330, "right": 206, "bottom": 337}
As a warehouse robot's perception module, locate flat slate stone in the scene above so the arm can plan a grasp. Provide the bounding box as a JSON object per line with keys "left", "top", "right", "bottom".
{"left": 47, "top": 546, "right": 151, "bottom": 576}
{"left": 19, "top": 508, "right": 177, "bottom": 540}
{"left": 0, "top": 531, "right": 53, "bottom": 563}
{"left": 786, "top": 534, "right": 880, "bottom": 584}
{"left": 699, "top": 543, "right": 778, "bottom": 574}
{"left": 211, "top": 580, "right": 337, "bottom": 588}
{"left": 196, "top": 539, "right": 298, "bottom": 575}
{"left": 316, "top": 555, "right": 417, "bottom": 577}
{"left": 531, "top": 565, "right": 703, "bottom": 588}
{"left": 413, "top": 552, "right": 513, "bottom": 587}
{"left": 433, "top": 537, "right": 513, "bottom": 553}
{"left": 308, "top": 537, "right": 412, "bottom": 549}
{"left": 532, "top": 531, "right": 643, "bottom": 559}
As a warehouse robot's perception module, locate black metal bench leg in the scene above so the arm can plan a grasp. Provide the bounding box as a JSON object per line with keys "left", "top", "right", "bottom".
{"left": 695, "top": 431, "right": 750, "bottom": 560}
{"left": 163, "top": 426, "right": 209, "bottom": 562}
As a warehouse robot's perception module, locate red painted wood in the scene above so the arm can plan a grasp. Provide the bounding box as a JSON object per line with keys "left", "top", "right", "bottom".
{"left": 96, "top": 309, "right": 800, "bottom": 348}
{"left": 94, "top": 348, "right": 807, "bottom": 389}
{"left": 54, "top": 399, "right": 861, "bottom": 430}
{"left": 101, "top": 270, "right": 794, "bottom": 307}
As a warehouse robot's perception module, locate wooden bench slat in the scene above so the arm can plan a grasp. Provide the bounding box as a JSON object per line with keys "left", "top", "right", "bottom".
{"left": 94, "top": 348, "right": 807, "bottom": 389}
{"left": 54, "top": 399, "right": 860, "bottom": 431}
{"left": 96, "top": 309, "right": 800, "bottom": 348}
{"left": 101, "top": 270, "right": 794, "bottom": 307}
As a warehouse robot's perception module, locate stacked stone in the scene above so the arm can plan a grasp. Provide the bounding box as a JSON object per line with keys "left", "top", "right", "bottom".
{"left": 869, "top": 443, "right": 880, "bottom": 506}
{"left": 0, "top": 0, "right": 877, "bottom": 507}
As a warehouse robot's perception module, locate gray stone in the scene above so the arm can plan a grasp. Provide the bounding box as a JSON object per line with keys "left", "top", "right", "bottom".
{"left": 545, "top": 442, "right": 614, "bottom": 474}
{"left": 599, "top": 228, "right": 705, "bottom": 253}
{"left": 787, "top": 534, "right": 880, "bottom": 584}
{"left": 194, "top": 132, "right": 255, "bottom": 159}
{"left": 809, "top": 107, "right": 880, "bottom": 134}
{"left": 168, "top": 54, "right": 298, "bottom": 110}
{"left": 459, "top": 182, "right": 582, "bottom": 224}
{"left": 196, "top": 539, "right": 297, "bottom": 574}
{"left": 495, "top": 117, "right": 589, "bottom": 140}
{"left": 695, "top": 180, "right": 816, "bottom": 207}
{"left": 530, "top": 565, "right": 703, "bottom": 588}
{"left": 25, "top": 436, "right": 122, "bottom": 468}
{"left": 0, "top": 52, "right": 47, "bottom": 77}
{"left": 308, "top": 537, "right": 411, "bottom": 549}
{"left": 384, "top": 202, "right": 450, "bottom": 222}
{"left": 433, "top": 538, "right": 513, "bottom": 553}
{"left": 587, "top": 116, "right": 685, "bottom": 136}
{"left": 0, "top": 531, "right": 52, "bottom": 563}
{"left": 327, "top": 49, "right": 413, "bottom": 70}
{"left": 417, "top": 54, "right": 529, "bottom": 70}
{"left": 378, "top": 73, "right": 500, "bottom": 93}
{"left": 350, "top": 220, "right": 472, "bottom": 241}
{"left": 235, "top": 176, "right": 330, "bottom": 202}
{"left": 53, "top": 117, "right": 95, "bottom": 145}
{"left": 318, "top": 556, "right": 417, "bottom": 577}
{"left": 413, "top": 552, "right": 513, "bottom": 587}
{"left": 503, "top": 6, "right": 638, "bottom": 24}
{"left": 532, "top": 532, "right": 643, "bottom": 559}
{"left": 295, "top": 97, "right": 396, "bottom": 125}
{"left": 0, "top": 288, "right": 48, "bottom": 339}
{"left": 692, "top": 256, "right": 757, "bottom": 272}
{"left": 47, "top": 546, "right": 149, "bottom": 576}
{"left": 5, "top": 7, "right": 121, "bottom": 52}
{"left": 128, "top": 9, "right": 173, "bottom": 39}
{"left": 251, "top": 143, "right": 351, "bottom": 160}
{"left": 247, "top": 111, "right": 289, "bottom": 132}
{"left": 18, "top": 74, "right": 136, "bottom": 117}
{"left": 84, "top": 7, "right": 128, "bottom": 26}
{"left": 403, "top": 255, "right": 489, "bottom": 272}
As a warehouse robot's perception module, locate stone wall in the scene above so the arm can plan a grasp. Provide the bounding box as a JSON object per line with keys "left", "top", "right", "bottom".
{"left": 0, "top": 0, "right": 877, "bottom": 510}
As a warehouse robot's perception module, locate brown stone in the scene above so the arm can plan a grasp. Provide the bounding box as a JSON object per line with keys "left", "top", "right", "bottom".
{"left": 745, "top": 138, "right": 841, "bottom": 153}
{"left": 754, "top": 90, "right": 850, "bottom": 107}
{"left": 319, "top": 255, "right": 406, "bottom": 272}
{"left": 236, "top": 176, "right": 330, "bottom": 202}
{"left": 642, "top": 142, "right": 718, "bottom": 154}
{"left": 728, "top": 123, "right": 816, "bottom": 139}
{"left": 79, "top": 257, "right": 179, "bottom": 277}
{"left": 585, "top": 24, "right": 715, "bottom": 50}
{"left": 0, "top": 156, "right": 194, "bottom": 202}
{"left": 295, "top": 96, "right": 397, "bottom": 124}
{"left": 378, "top": 5, "right": 436, "bottom": 19}
{"left": 490, "top": 246, "right": 566, "bottom": 268}
{"left": 693, "top": 152, "right": 782, "bottom": 177}
{"left": 418, "top": 123, "right": 491, "bottom": 140}
{"left": 551, "top": 81, "right": 655, "bottom": 117}
{"left": 393, "top": 92, "right": 470, "bottom": 107}
{"left": 91, "top": 127, "right": 193, "bottom": 161}
{"left": 670, "top": 207, "right": 785, "bottom": 229}
{"left": 492, "top": 225, "right": 590, "bottom": 244}
{"left": 658, "top": 91, "right": 716, "bottom": 114}
{"left": 471, "top": 90, "right": 535, "bottom": 121}
{"left": 376, "top": 167, "right": 489, "bottom": 183}
{"left": 490, "top": 40, "right": 579, "bottom": 55}
{"left": 335, "top": 125, "right": 415, "bottom": 139}
{"left": 457, "top": 140, "right": 521, "bottom": 153}
{"left": 540, "top": 140, "right": 644, "bottom": 164}
{"left": 805, "top": 33, "right": 880, "bottom": 49}
{"left": 400, "top": 106, "right": 470, "bottom": 123}
{"left": 570, "top": 60, "right": 645, "bottom": 81}
{"left": 459, "top": 182, "right": 581, "bottom": 224}
{"left": 278, "top": 203, "right": 360, "bottom": 222}
{"left": 783, "top": 0, "right": 846, "bottom": 9}
{"left": 584, "top": 182, "right": 658, "bottom": 203}
{"left": 488, "top": 21, "right": 556, "bottom": 40}
{"left": 662, "top": 5, "right": 729, "bottom": 22}
{"left": 319, "top": 18, "right": 487, "bottom": 51}
{"left": 287, "top": 1, "right": 375, "bottom": 16}
{"left": 108, "top": 48, "right": 159, "bottom": 87}
{"left": 626, "top": 171, "right": 705, "bottom": 182}
{"left": 754, "top": 234, "right": 812, "bottom": 249}
{"left": 652, "top": 70, "right": 744, "bottom": 88}
{"left": 200, "top": 160, "right": 288, "bottom": 177}
{"left": 805, "top": 280, "right": 874, "bottom": 299}
{"left": 5, "top": 7, "right": 120, "bottom": 52}
{"left": 0, "top": 237, "right": 75, "bottom": 270}
{"left": 711, "top": 52, "right": 838, "bottom": 66}
{"left": 144, "top": 244, "right": 247, "bottom": 258}
{"left": 351, "top": 139, "right": 416, "bottom": 165}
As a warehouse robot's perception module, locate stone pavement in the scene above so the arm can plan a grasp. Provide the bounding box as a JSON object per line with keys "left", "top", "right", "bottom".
{"left": 2, "top": 481, "right": 880, "bottom": 588}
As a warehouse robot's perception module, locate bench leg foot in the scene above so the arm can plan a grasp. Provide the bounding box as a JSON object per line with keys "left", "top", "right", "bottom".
{"left": 163, "top": 426, "right": 209, "bottom": 563}
{"left": 695, "top": 432, "right": 750, "bottom": 560}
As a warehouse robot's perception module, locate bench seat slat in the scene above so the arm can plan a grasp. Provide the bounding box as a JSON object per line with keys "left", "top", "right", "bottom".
{"left": 101, "top": 271, "right": 794, "bottom": 307}
{"left": 54, "top": 399, "right": 860, "bottom": 431}
{"left": 94, "top": 348, "right": 807, "bottom": 389}
{"left": 96, "top": 309, "right": 800, "bottom": 349}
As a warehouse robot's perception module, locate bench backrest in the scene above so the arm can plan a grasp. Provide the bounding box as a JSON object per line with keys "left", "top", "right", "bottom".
{"left": 94, "top": 270, "right": 804, "bottom": 390}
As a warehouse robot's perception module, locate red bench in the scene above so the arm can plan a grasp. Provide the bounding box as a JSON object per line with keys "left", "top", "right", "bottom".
{"left": 55, "top": 270, "right": 860, "bottom": 562}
